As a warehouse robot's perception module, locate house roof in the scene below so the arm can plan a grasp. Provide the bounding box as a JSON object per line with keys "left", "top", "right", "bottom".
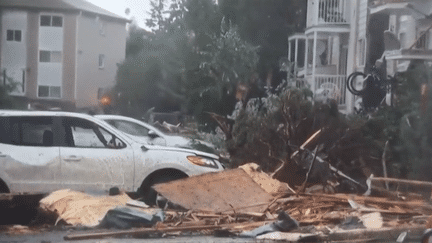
{"left": 0, "top": 0, "right": 130, "bottom": 22}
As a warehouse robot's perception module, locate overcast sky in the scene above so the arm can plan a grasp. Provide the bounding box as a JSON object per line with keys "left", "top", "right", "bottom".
{"left": 86, "top": 0, "right": 151, "bottom": 28}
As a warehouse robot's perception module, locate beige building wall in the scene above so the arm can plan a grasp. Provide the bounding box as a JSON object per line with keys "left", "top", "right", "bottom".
{"left": 26, "top": 11, "right": 39, "bottom": 100}
{"left": 75, "top": 13, "right": 126, "bottom": 108}
{"left": 62, "top": 13, "right": 77, "bottom": 103}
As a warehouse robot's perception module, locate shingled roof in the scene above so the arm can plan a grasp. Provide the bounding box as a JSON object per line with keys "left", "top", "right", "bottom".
{"left": 0, "top": 0, "right": 129, "bottom": 22}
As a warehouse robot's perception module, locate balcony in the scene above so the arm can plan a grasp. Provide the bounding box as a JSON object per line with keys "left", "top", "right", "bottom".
{"left": 307, "top": 0, "right": 350, "bottom": 28}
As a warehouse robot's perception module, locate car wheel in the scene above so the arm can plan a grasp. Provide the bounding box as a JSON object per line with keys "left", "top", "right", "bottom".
{"left": 141, "top": 172, "right": 187, "bottom": 206}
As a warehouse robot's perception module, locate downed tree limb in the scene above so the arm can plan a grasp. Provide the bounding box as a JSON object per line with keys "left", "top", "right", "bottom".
{"left": 370, "top": 177, "right": 432, "bottom": 188}
{"left": 290, "top": 129, "right": 322, "bottom": 159}
{"left": 306, "top": 149, "right": 365, "bottom": 189}
{"left": 382, "top": 141, "right": 390, "bottom": 190}
{"left": 325, "top": 226, "right": 426, "bottom": 242}
{"left": 298, "top": 146, "right": 319, "bottom": 193}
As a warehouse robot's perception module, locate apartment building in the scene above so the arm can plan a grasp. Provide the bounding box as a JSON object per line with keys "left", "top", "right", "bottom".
{"left": 0, "top": 0, "right": 129, "bottom": 110}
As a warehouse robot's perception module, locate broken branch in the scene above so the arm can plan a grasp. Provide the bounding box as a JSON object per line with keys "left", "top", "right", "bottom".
{"left": 382, "top": 141, "right": 389, "bottom": 190}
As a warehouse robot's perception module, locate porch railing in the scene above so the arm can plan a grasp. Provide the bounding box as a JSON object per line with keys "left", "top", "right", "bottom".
{"left": 312, "top": 74, "right": 347, "bottom": 105}
{"left": 308, "top": 0, "right": 349, "bottom": 26}
{"left": 370, "top": 0, "right": 410, "bottom": 6}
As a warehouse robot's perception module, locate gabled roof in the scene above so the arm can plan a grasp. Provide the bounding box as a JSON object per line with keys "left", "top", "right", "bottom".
{"left": 0, "top": 0, "right": 129, "bottom": 22}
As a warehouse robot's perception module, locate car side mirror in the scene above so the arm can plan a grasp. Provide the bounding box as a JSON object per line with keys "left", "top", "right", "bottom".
{"left": 148, "top": 130, "right": 159, "bottom": 139}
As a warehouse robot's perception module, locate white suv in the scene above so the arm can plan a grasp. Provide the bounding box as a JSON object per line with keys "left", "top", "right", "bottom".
{"left": 0, "top": 110, "right": 223, "bottom": 204}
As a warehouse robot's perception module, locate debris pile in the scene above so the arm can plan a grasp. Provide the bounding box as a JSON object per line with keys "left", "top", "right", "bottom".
{"left": 31, "top": 164, "right": 431, "bottom": 241}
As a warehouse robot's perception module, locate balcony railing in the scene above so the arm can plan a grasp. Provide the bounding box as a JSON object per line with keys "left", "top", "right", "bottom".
{"left": 318, "top": 0, "right": 348, "bottom": 24}
{"left": 369, "top": 0, "right": 410, "bottom": 7}
{"left": 308, "top": 0, "right": 350, "bottom": 27}
{"left": 312, "top": 75, "right": 347, "bottom": 105}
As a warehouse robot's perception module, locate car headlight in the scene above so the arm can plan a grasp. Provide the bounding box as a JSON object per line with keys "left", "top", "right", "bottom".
{"left": 187, "top": 156, "right": 218, "bottom": 169}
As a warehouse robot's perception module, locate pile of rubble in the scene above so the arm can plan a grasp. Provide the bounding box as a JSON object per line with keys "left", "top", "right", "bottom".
{"left": 34, "top": 163, "right": 432, "bottom": 242}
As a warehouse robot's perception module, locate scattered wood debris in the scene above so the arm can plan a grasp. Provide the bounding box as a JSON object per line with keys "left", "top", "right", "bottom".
{"left": 56, "top": 166, "right": 432, "bottom": 241}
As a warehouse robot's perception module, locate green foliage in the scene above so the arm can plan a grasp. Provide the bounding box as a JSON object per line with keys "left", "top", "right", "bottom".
{"left": 226, "top": 81, "right": 317, "bottom": 171}
{"left": 199, "top": 19, "right": 260, "bottom": 98}
{"left": 218, "top": 0, "right": 307, "bottom": 85}
{"left": 116, "top": 0, "right": 260, "bottom": 127}
{"left": 0, "top": 77, "right": 25, "bottom": 109}
{"left": 394, "top": 62, "right": 432, "bottom": 180}
{"left": 343, "top": 62, "right": 432, "bottom": 181}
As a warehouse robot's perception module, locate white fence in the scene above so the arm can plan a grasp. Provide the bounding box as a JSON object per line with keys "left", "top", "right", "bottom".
{"left": 313, "top": 75, "right": 347, "bottom": 105}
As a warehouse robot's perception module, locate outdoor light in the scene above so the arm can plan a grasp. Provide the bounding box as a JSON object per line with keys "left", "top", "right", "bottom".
{"left": 100, "top": 96, "right": 111, "bottom": 106}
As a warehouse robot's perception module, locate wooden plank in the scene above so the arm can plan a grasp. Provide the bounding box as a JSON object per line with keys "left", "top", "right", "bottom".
{"left": 154, "top": 169, "right": 274, "bottom": 213}
{"left": 64, "top": 220, "right": 274, "bottom": 241}
{"left": 371, "top": 177, "right": 432, "bottom": 187}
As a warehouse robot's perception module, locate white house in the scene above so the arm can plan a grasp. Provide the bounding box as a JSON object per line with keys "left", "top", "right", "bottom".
{"left": 289, "top": 0, "right": 432, "bottom": 113}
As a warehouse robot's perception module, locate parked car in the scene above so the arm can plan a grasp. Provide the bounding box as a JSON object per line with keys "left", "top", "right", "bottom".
{"left": 95, "top": 114, "right": 215, "bottom": 152}
{"left": 0, "top": 110, "right": 223, "bottom": 204}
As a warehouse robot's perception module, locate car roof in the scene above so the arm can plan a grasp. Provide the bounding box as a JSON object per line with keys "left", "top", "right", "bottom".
{"left": 95, "top": 114, "right": 166, "bottom": 135}
{"left": 0, "top": 110, "right": 135, "bottom": 142}
{"left": 0, "top": 109, "right": 93, "bottom": 118}
{"left": 95, "top": 114, "right": 154, "bottom": 127}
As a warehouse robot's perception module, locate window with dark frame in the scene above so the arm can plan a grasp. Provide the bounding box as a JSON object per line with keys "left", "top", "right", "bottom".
{"left": 40, "top": 15, "right": 51, "bottom": 26}
{"left": 52, "top": 16, "right": 63, "bottom": 27}
{"left": 39, "top": 50, "right": 51, "bottom": 62}
{"left": 62, "top": 117, "right": 126, "bottom": 149}
{"left": 14, "top": 30, "right": 21, "bottom": 41}
{"left": 6, "top": 30, "right": 22, "bottom": 42}
{"left": 357, "top": 38, "right": 366, "bottom": 67}
{"left": 40, "top": 15, "right": 63, "bottom": 27}
{"left": 6, "top": 117, "right": 55, "bottom": 147}
{"left": 38, "top": 86, "right": 50, "bottom": 97}
{"left": 39, "top": 50, "right": 62, "bottom": 63}
{"left": 99, "top": 54, "right": 105, "bottom": 69}
{"left": 6, "top": 30, "right": 13, "bottom": 41}
{"left": 38, "top": 85, "right": 61, "bottom": 98}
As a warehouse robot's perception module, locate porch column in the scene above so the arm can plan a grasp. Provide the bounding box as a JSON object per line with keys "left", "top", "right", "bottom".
{"left": 288, "top": 38, "right": 292, "bottom": 63}
{"left": 333, "top": 35, "right": 340, "bottom": 74}
{"left": 295, "top": 38, "right": 299, "bottom": 70}
{"left": 305, "top": 36, "right": 309, "bottom": 77}
{"left": 288, "top": 38, "right": 292, "bottom": 86}
{"left": 312, "top": 31, "right": 318, "bottom": 94}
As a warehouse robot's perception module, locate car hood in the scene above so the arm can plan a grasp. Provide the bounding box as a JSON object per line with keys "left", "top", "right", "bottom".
{"left": 142, "top": 144, "right": 219, "bottom": 159}
{"left": 164, "top": 135, "right": 192, "bottom": 147}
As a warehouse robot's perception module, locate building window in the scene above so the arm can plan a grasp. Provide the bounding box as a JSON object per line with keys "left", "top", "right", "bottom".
{"left": 99, "top": 54, "right": 105, "bottom": 69}
{"left": 40, "top": 15, "right": 63, "bottom": 27}
{"left": 39, "top": 50, "right": 62, "bottom": 63}
{"left": 99, "top": 22, "right": 105, "bottom": 36}
{"left": 38, "top": 85, "right": 61, "bottom": 98}
{"left": 357, "top": 38, "right": 366, "bottom": 67}
{"left": 415, "top": 31, "right": 428, "bottom": 50}
{"left": 6, "top": 30, "right": 22, "bottom": 42}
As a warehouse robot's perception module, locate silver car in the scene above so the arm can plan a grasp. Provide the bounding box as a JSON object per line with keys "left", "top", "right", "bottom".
{"left": 0, "top": 110, "right": 223, "bottom": 204}
{"left": 95, "top": 114, "right": 215, "bottom": 151}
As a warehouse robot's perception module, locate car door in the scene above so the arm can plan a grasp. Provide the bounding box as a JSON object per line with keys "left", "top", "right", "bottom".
{"left": 0, "top": 115, "right": 62, "bottom": 193}
{"left": 58, "top": 116, "right": 135, "bottom": 194}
